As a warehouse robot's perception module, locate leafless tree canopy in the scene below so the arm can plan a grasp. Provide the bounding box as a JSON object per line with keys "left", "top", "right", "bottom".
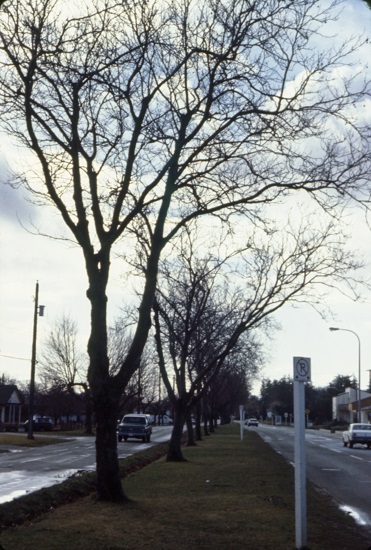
{"left": 39, "top": 314, "right": 86, "bottom": 388}
{"left": 154, "top": 248, "right": 265, "bottom": 387}
{"left": 0, "top": 0, "right": 369, "bottom": 242}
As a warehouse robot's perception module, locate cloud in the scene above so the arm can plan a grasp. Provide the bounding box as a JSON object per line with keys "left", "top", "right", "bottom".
{"left": 0, "top": 139, "right": 38, "bottom": 225}
{"left": 0, "top": 182, "right": 31, "bottom": 224}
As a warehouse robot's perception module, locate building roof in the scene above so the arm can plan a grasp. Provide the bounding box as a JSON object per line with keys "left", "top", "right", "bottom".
{"left": 0, "top": 384, "right": 23, "bottom": 405}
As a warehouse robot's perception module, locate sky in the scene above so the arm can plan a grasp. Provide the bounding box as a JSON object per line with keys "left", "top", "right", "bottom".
{"left": 1, "top": 0, "right": 371, "bottom": 397}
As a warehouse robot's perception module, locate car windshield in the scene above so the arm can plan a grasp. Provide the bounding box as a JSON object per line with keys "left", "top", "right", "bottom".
{"left": 124, "top": 417, "right": 146, "bottom": 425}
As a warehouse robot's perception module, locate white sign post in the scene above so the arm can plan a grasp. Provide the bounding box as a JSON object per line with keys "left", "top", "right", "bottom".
{"left": 293, "top": 357, "right": 311, "bottom": 550}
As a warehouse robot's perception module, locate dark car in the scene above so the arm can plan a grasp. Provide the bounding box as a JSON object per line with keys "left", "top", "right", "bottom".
{"left": 24, "top": 416, "right": 54, "bottom": 432}
{"left": 245, "top": 418, "right": 259, "bottom": 427}
{"left": 117, "top": 414, "right": 152, "bottom": 442}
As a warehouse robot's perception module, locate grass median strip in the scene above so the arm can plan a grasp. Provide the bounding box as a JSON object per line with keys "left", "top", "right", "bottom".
{"left": 0, "top": 424, "right": 370, "bottom": 549}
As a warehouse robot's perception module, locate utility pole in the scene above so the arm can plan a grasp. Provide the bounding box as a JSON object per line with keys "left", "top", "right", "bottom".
{"left": 27, "top": 281, "right": 45, "bottom": 440}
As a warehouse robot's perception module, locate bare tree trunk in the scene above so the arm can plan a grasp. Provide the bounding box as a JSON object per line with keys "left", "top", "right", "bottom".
{"left": 203, "top": 399, "right": 210, "bottom": 436}
{"left": 87, "top": 262, "right": 126, "bottom": 501}
{"left": 186, "top": 416, "right": 196, "bottom": 446}
{"left": 167, "top": 407, "right": 186, "bottom": 461}
{"left": 203, "top": 416, "right": 210, "bottom": 436}
{"left": 195, "top": 405, "right": 202, "bottom": 441}
{"left": 209, "top": 416, "right": 215, "bottom": 433}
{"left": 94, "top": 390, "right": 125, "bottom": 501}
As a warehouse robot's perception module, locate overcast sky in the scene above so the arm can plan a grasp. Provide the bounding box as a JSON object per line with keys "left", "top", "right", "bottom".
{"left": 1, "top": 0, "right": 371, "bottom": 396}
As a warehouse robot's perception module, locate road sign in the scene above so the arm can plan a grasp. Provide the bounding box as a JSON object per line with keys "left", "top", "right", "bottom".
{"left": 293, "top": 357, "right": 311, "bottom": 382}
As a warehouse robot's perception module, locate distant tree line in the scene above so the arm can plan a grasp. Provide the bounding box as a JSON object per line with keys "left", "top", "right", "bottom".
{"left": 248, "top": 374, "right": 359, "bottom": 425}
{"left": 1, "top": 365, "right": 359, "bottom": 433}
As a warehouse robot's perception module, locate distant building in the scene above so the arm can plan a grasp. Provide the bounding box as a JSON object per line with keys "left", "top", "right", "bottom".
{"left": 332, "top": 387, "right": 371, "bottom": 423}
{"left": 355, "top": 395, "right": 371, "bottom": 424}
{"left": 0, "top": 384, "right": 23, "bottom": 431}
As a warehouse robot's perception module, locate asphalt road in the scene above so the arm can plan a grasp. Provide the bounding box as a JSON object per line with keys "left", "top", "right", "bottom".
{"left": 0, "top": 426, "right": 173, "bottom": 504}
{"left": 252, "top": 423, "right": 371, "bottom": 536}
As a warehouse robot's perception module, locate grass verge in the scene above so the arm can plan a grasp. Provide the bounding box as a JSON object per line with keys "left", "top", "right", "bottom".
{"left": 0, "top": 425, "right": 370, "bottom": 549}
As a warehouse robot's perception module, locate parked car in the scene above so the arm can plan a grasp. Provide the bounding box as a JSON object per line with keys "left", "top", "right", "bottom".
{"left": 246, "top": 418, "right": 259, "bottom": 427}
{"left": 342, "top": 423, "right": 371, "bottom": 448}
{"left": 23, "top": 416, "right": 54, "bottom": 432}
{"left": 117, "top": 414, "right": 152, "bottom": 442}
{"left": 149, "top": 414, "right": 173, "bottom": 425}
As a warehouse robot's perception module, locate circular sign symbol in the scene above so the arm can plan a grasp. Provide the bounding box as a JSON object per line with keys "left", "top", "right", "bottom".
{"left": 293, "top": 357, "right": 311, "bottom": 381}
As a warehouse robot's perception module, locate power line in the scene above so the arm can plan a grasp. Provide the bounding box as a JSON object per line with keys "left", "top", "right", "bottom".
{"left": 0, "top": 353, "right": 30, "bottom": 362}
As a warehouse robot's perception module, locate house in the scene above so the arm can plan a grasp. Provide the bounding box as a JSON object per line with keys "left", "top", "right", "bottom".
{"left": 332, "top": 387, "right": 371, "bottom": 424}
{"left": 0, "top": 384, "right": 23, "bottom": 431}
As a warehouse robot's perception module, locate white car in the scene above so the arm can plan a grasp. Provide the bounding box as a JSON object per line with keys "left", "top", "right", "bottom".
{"left": 149, "top": 414, "right": 173, "bottom": 425}
{"left": 342, "top": 423, "right": 371, "bottom": 449}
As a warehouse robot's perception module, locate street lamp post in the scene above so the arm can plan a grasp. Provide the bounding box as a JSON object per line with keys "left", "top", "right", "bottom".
{"left": 329, "top": 327, "right": 361, "bottom": 422}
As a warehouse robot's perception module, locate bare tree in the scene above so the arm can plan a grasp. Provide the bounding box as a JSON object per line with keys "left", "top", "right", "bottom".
{"left": 205, "top": 345, "right": 257, "bottom": 430}
{"left": 0, "top": 373, "right": 18, "bottom": 385}
{"left": 0, "top": 0, "right": 369, "bottom": 500}
{"left": 209, "top": 366, "right": 252, "bottom": 425}
{"left": 39, "top": 315, "right": 86, "bottom": 387}
{"left": 153, "top": 219, "right": 363, "bottom": 460}
{"left": 153, "top": 245, "right": 265, "bottom": 460}
{"left": 39, "top": 314, "right": 93, "bottom": 433}
{"left": 108, "top": 318, "right": 159, "bottom": 414}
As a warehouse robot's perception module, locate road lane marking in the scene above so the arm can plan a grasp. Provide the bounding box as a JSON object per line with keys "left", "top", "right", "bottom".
{"left": 350, "top": 455, "right": 363, "bottom": 460}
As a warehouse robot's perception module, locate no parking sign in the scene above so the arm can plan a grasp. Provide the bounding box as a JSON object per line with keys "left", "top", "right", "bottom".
{"left": 293, "top": 357, "right": 311, "bottom": 382}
